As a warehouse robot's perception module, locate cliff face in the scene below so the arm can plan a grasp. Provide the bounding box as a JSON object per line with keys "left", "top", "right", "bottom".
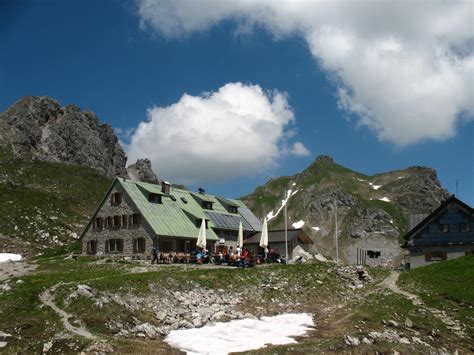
{"left": 241, "top": 156, "right": 451, "bottom": 266}
{"left": 0, "top": 96, "right": 127, "bottom": 177}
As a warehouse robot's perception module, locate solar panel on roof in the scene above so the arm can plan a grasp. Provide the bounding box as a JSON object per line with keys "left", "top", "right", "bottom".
{"left": 205, "top": 212, "right": 253, "bottom": 231}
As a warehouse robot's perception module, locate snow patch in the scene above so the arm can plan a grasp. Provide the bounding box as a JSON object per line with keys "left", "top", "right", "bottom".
{"left": 266, "top": 189, "right": 299, "bottom": 222}
{"left": 372, "top": 184, "right": 382, "bottom": 190}
{"left": 356, "top": 178, "right": 365, "bottom": 182}
{"left": 0, "top": 253, "right": 22, "bottom": 263}
{"left": 292, "top": 220, "right": 305, "bottom": 229}
{"left": 165, "top": 313, "right": 314, "bottom": 355}
{"left": 378, "top": 197, "right": 390, "bottom": 202}
{"left": 312, "top": 226, "right": 320, "bottom": 232}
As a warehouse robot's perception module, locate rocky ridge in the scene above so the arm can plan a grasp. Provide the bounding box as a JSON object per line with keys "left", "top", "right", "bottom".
{"left": 0, "top": 96, "right": 126, "bottom": 177}
{"left": 242, "top": 156, "right": 451, "bottom": 266}
{"left": 126, "top": 158, "right": 160, "bottom": 185}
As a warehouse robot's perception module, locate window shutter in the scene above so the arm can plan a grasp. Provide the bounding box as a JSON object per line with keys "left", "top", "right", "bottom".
{"left": 105, "top": 240, "right": 109, "bottom": 253}
{"left": 133, "top": 239, "right": 136, "bottom": 253}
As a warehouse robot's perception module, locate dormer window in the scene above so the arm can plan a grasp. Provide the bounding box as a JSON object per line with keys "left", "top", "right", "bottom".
{"left": 203, "top": 201, "right": 213, "bottom": 210}
{"left": 229, "top": 206, "right": 238, "bottom": 214}
{"left": 149, "top": 193, "right": 162, "bottom": 204}
{"left": 111, "top": 192, "right": 122, "bottom": 205}
{"left": 196, "top": 219, "right": 209, "bottom": 228}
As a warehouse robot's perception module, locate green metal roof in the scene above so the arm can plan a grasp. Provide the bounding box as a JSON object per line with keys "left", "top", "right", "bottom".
{"left": 118, "top": 178, "right": 219, "bottom": 240}
{"left": 117, "top": 178, "right": 262, "bottom": 240}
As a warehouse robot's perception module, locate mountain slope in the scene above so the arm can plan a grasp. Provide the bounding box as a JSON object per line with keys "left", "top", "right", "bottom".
{"left": 241, "top": 155, "right": 450, "bottom": 265}
{"left": 0, "top": 96, "right": 126, "bottom": 177}
{"left": 0, "top": 148, "right": 112, "bottom": 256}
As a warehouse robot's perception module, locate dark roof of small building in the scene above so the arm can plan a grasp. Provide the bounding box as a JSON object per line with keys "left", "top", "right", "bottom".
{"left": 404, "top": 195, "right": 473, "bottom": 242}
{"left": 244, "top": 229, "right": 313, "bottom": 244}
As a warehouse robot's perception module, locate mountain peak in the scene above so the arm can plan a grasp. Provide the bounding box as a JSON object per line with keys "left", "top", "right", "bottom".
{"left": 315, "top": 155, "right": 334, "bottom": 163}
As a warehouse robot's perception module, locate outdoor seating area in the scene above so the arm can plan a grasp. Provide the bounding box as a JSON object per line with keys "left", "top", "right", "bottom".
{"left": 154, "top": 246, "right": 284, "bottom": 267}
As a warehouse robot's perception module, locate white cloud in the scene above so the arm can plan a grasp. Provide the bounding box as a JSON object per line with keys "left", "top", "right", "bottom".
{"left": 127, "top": 82, "right": 308, "bottom": 184}
{"left": 137, "top": 0, "right": 474, "bottom": 146}
{"left": 290, "top": 142, "right": 310, "bottom": 156}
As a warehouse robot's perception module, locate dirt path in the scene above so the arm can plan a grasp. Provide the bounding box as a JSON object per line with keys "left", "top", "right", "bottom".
{"left": 39, "top": 283, "right": 97, "bottom": 340}
{"left": 381, "top": 271, "right": 466, "bottom": 338}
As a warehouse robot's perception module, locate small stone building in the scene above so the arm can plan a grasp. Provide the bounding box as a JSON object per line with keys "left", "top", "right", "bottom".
{"left": 404, "top": 195, "right": 474, "bottom": 269}
{"left": 244, "top": 228, "right": 314, "bottom": 259}
{"left": 80, "top": 178, "right": 262, "bottom": 258}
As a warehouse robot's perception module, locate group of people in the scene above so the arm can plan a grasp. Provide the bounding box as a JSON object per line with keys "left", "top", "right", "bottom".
{"left": 150, "top": 245, "right": 283, "bottom": 266}
{"left": 214, "top": 246, "right": 253, "bottom": 267}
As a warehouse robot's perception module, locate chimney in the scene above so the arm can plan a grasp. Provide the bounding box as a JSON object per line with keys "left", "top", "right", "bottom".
{"left": 198, "top": 187, "right": 205, "bottom": 195}
{"left": 161, "top": 181, "right": 170, "bottom": 195}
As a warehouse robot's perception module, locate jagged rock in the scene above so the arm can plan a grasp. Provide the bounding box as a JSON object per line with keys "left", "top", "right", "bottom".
{"left": 43, "top": 340, "right": 53, "bottom": 352}
{"left": 388, "top": 319, "right": 399, "bottom": 327}
{"left": 0, "top": 96, "right": 126, "bottom": 177}
{"left": 405, "top": 318, "right": 413, "bottom": 328}
{"left": 315, "top": 155, "right": 334, "bottom": 163}
{"left": 344, "top": 335, "right": 360, "bottom": 346}
{"left": 132, "top": 323, "right": 165, "bottom": 339}
{"left": 347, "top": 207, "right": 398, "bottom": 239}
{"left": 291, "top": 245, "right": 313, "bottom": 263}
{"left": 76, "top": 285, "right": 94, "bottom": 298}
{"left": 127, "top": 158, "right": 159, "bottom": 185}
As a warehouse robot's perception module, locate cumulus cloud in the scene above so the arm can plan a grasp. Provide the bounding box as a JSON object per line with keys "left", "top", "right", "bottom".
{"left": 127, "top": 82, "right": 308, "bottom": 183}
{"left": 290, "top": 142, "right": 310, "bottom": 156}
{"left": 137, "top": 0, "right": 474, "bottom": 146}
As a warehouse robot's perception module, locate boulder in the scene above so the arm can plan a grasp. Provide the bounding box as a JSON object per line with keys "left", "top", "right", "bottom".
{"left": 291, "top": 246, "right": 313, "bottom": 262}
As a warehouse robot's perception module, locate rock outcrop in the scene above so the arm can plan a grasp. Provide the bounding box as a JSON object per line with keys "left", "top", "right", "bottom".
{"left": 0, "top": 96, "right": 126, "bottom": 177}
{"left": 126, "top": 158, "right": 159, "bottom": 185}
{"left": 242, "top": 155, "right": 451, "bottom": 266}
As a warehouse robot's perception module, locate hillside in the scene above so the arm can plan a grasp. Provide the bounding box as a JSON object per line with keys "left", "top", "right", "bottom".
{"left": 0, "top": 148, "right": 111, "bottom": 256}
{"left": 241, "top": 155, "right": 450, "bottom": 265}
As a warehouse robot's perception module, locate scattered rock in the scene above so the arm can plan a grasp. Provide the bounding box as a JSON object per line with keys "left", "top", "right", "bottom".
{"left": 0, "top": 331, "right": 12, "bottom": 340}
{"left": 388, "top": 319, "right": 399, "bottom": 327}
{"left": 0, "top": 342, "right": 7, "bottom": 348}
{"left": 405, "top": 318, "right": 413, "bottom": 328}
{"left": 344, "top": 335, "right": 360, "bottom": 347}
{"left": 43, "top": 340, "right": 53, "bottom": 352}
{"left": 76, "top": 285, "right": 94, "bottom": 298}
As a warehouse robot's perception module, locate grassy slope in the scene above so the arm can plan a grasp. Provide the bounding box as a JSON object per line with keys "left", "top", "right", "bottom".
{"left": 0, "top": 148, "right": 111, "bottom": 252}
{"left": 241, "top": 159, "right": 407, "bottom": 235}
{"left": 399, "top": 256, "right": 474, "bottom": 338}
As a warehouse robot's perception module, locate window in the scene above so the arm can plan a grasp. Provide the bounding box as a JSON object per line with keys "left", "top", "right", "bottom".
{"left": 86, "top": 240, "right": 97, "bottom": 255}
{"left": 228, "top": 206, "right": 238, "bottom": 214}
{"left": 122, "top": 215, "right": 128, "bottom": 228}
{"left": 107, "top": 239, "right": 123, "bottom": 253}
{"left": 104, "top": 216, "right": 113, "bottom": 229}
{"left": 133, "top": 238, "right": 146, "bottom": 253}
{"left": 148, "top": 193, "right": 162, "bottom": 203}
{"left": 112, "top": 215, "right": 121, "bottom": 229}
{"left": 111, "top": 192, "right": 122, "bottom": 205}
{"left": 130, "top": 214, "right": 141, "bottom": 227}
{"left": 425, "top": 251, "right": 447, "bottom": 261}
{"left": 460, "top": 223, "right": 471, "bottom": 232}
{"left": 94, "top": 217, "right": 103, "bottom": 232}
{"left": 438, "top": 224, "right": 449, "bottom": 233}
{"left": 367, "top": 250, "right": 381, "bottom": 259}
{"left": 203, "top": 201, "right": 213, "bottom": 210}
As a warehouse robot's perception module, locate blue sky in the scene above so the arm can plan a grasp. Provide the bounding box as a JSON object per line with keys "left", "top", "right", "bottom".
{"left": 1, "top": 0, "right": 473, "bottom": 205}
